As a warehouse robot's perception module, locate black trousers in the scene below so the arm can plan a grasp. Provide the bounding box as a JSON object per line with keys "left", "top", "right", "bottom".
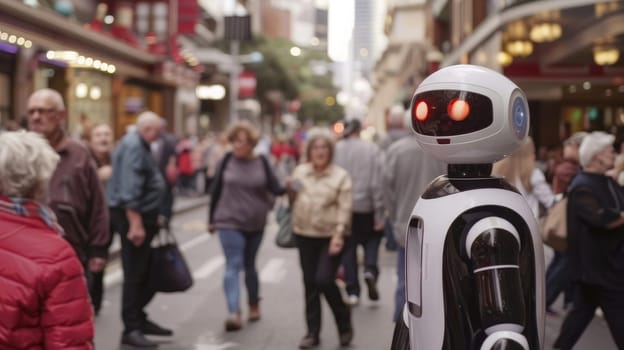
{"left": 111, "top": 208, "right": 159, "bottom": 333}
{"left": 342, "top": 212, "right": 382, "bottom": 296}
{"left": 296, "top": 234, "right": 351, "bottom": 337}
{"left": 554, "top": 282, "right": 624, "bottom": 349}
{"left": 89, "top": 220, "right": 116, "bottom": 314}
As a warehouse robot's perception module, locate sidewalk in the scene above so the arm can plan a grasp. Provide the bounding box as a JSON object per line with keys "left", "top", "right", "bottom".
{"left": 108, "top": 195, "right": 209, "bottom": 260}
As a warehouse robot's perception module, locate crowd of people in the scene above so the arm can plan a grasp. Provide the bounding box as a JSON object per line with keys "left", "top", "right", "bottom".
{"left": 2, "top": 88, "right": 624, "bottom": 350}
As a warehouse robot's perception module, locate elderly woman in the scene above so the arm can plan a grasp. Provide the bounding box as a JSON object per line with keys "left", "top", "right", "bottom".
{"left": 87, "top": 123, "right": 114, "bottom": 184}
{"left": 553, "top": 132, "right": 624, "bottom": 349}
{"left": 288, "top": 128, "right": 353, "bottom": 349}
{"left": 0, "top": 131, "right": 93, "bottom": 349}
{"left": 85, "top": 123, "right": 114, "bottom": 315}
{"left": 208, "top": 120, "right": 285, "bottom": 331}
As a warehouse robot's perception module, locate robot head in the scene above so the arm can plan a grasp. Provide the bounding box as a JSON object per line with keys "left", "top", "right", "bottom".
{"left": 409, "top": 65, "right": 529, "bottom": 164}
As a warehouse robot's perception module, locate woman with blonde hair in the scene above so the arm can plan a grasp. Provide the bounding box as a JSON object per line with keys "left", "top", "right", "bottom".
{"left": 288, "top": 127, "right": 354, "bottom": 348}
{"left": 492, "top": 137, "right": 556, "bottom": 218}
{"left": 208, "top": 120, "right": 285, "bottom": 331}
{"left": 0, "top": 131, "right": 93, "bottom": 349}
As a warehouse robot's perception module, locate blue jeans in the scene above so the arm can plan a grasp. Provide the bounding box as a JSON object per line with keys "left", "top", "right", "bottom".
{"left": 343, "top": 212, "right": 383, "bottom": 296}
{"left": 546, "top": 251, "right": 572, "bottom": 310}
{"left": 218, "top": 229, "right": 264, "bottom": 313}
{"left": 394, "top": 247, "right": 406, "bottom": 322}
{"left": 384, "top": 219, "right": 398, "bottom": 251}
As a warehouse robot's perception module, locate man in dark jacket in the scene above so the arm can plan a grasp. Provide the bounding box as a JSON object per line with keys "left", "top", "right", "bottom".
{"left": 107, "top": 111, "right": 168, "bottom": 348}
{"left": 27, "top": 88, "right": 110, "bottom": 299}
{"left": 554, "top": 132, "right": 624, "bottom": 349}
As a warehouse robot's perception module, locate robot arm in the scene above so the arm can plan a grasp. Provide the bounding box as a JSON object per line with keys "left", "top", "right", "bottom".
{"left": 465, "top": 217, "right": 529, "bottom": 350}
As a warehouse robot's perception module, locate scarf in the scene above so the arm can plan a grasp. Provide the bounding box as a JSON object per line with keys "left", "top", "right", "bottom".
{"left": 0, "top": 196, "right": 64, "bottom": 236}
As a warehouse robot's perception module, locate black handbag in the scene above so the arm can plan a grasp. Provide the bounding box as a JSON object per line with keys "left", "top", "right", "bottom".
{"left": 149, "top": 228, "right": 194, "bottom": 293}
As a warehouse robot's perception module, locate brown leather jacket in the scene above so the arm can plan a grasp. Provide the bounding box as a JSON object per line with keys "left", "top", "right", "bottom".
{"left": 48, "top": 138, "right": 110, "bottom": 264}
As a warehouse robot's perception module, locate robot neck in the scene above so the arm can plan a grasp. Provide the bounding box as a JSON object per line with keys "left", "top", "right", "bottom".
{"left": 448, "top": 164, "right": 492, "bottom": 179}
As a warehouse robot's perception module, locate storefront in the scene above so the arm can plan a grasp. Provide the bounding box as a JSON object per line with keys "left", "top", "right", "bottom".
{"left": 0, "top": 45, "right": 16, "bottom": 128}
{"left": 114, "top": 79, "right": 172, "bottom": 137}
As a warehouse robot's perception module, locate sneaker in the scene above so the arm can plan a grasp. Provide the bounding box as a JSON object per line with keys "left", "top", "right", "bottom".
{"left": 249, "top": 304, "right": 261, "bottom": 322}
{"left": 298, "top": 334, "right": 320, "bottom": 349}
{"left": 364, "top": 272, "right": 379, "bottom": 301}
{"left": 346, "top": 294, "right": 359, "bottom": 306}
{"left": 224, "top": 313, "right": 242, "bottom": 332}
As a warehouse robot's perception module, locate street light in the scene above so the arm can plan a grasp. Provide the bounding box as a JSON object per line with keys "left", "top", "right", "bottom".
{"left": 290, "top": 46, "right": 302, "bottom": 57}
{"left": 196, "top": 85, "right": 227, "bottom": 100}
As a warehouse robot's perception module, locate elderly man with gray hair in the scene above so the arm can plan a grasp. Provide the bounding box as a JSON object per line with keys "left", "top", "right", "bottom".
{"left": 26, "top": 88, "right": 110, "bottom": 307}
{"left": 107, "top": 111, "right": 168, "bottom": 347}
{"left": 0, "top": 131, "right": 94, "bottom": 348}
{"left": 553, "top": 131, "right": 624, "bottom": 349}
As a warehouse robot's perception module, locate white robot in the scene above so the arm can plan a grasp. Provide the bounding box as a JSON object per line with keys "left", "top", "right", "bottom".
{"left": 391, "top": 65, "right": 545, "bottom": 350}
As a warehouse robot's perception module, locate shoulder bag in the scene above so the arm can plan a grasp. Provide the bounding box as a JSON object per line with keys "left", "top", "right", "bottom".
{"left": 149, "top": 228, "right": 194, "bottom": 293}
{"left": 541, "top": 197, "right": 568, "bottom": 252}
{"left": 275, "top": 197, "right": 296, "bottom": 248}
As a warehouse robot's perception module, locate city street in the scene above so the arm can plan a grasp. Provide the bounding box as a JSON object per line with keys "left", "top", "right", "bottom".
{"left": 94, "top": 204, "right": 618, "bottom": 350}
{"left": 95, "top": 203, "right": 396, "bottom": 350}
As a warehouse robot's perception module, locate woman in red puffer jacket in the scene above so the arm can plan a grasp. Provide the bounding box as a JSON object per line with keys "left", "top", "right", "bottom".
{"left": 0, "top": 131, "right": 93, "bottom": 349}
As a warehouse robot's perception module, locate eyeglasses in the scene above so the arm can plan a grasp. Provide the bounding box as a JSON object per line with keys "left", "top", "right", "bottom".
{"left": 27, "top": 108, "right": 57, "bottom": 116}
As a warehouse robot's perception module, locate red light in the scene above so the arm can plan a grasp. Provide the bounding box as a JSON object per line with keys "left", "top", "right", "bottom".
{"left": 447, "top": 99, "right": 470, "bottom": 121}
{"left": 414, "top": 101, "right": 429, "bottom": 121}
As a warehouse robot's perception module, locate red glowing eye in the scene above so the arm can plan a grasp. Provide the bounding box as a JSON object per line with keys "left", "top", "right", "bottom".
{"left": 447, "top": 99, "right": 470, "bottom": 121}
{"left": 414, "top": 101, "right": 429, "bottom": 121}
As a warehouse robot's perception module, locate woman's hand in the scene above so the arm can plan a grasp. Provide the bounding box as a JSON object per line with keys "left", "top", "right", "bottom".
{"left": 328, "top": 235, "right": 344, "bottom": 256}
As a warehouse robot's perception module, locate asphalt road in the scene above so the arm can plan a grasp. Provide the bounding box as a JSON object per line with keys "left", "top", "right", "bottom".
{"left": 93, "top": 205, "right": 618, "bottom": 350}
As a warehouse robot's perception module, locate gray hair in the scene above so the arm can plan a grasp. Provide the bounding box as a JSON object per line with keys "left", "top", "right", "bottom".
{"left": 0, "top": 131, "right": 59, "bottom": 200}
{"left": 136, "top": 111, "right": 163, "bottom": 130}
{"left": 305, "top": 127, "right": 335, "bottom": 162}
{"left": 29, "top": 88, "right": 66, "bottom": 111}
{"left": 388, "top": 104, "right": 405, "bottom": 128}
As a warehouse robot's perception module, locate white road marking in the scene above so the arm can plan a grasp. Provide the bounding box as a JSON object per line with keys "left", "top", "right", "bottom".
{"left": 103, "top": 269, "right": 123, "bottom": 287}
{"left": 193, "top": 256, "right": 225, "bottom": 280}
{"left": 193, "top": 342, "right": 238, "bottom": 350}
{"left": 104, "top": 232, "right": 213, "bottom": 287}
{"left": 179, "top": 232, "right": 211, "bottom": 250}
{"left": 259, "top": 258, "right": 287, "bottom": 284}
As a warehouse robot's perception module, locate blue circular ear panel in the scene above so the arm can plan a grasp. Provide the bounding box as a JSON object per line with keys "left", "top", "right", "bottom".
{"left": 512, "top": 96, "right": 528, "bottom": 139}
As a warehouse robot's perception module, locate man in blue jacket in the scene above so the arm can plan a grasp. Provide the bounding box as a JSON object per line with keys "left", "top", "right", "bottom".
{"left": 107, "top": 111, "right": 168, "bottom": 348}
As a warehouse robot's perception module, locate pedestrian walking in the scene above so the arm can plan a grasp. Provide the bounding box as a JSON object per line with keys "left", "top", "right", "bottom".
{"left": 383, "top": 134, "right": 446, "bottom": 322}
{"left": 107, "top": 111, "right": 169, "bottom": 348}
{"left": 85, "top": 123, "right": 115, "bottom": 315}
{"left": 0, "top": 131, "right": 93, "bottom": 349}
{"left": 492, "top": 137, "right": 557, "bottom": 219}
{"left": 553, "top": 132, "right": 624, "bottom": 349}
{"left": 288, "top": 128, "right": 354, "bottom": 348}
{"left": 208, "top": 120, "right": 285, "bottom": 331}
{"left": 176, "top": 136, "right": 196, "bottom": 196}
{"left": 334, "top": 119, "right": 385, "bottom": 305}
{"left": 27, "top": 88, "right": 110, "bottom": 295}
{"left": 151, "top": 120, "right": 178, "bottom": 228}
{"left": 378, "top": 105, "right": 410, "bottom": 252}
{"left": 546, "top": 132, "right": 586, "bottom": 315}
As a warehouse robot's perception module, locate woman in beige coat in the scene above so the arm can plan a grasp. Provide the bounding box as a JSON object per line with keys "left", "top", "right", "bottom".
{"left": 288, "top": 128, "right": 353, "bottom": 349}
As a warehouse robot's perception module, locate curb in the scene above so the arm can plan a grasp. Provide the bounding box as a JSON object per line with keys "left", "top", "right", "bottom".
{"left": 107, "top": 196, "right": 209, "bottom": 262}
